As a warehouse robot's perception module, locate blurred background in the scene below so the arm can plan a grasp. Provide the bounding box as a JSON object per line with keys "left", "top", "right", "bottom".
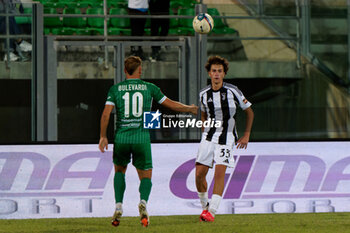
{"left": 0, "top": 0, "right": 349, "bottom": 144}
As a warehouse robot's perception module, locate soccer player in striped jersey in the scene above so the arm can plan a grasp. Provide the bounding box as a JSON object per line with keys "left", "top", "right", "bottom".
{"left": 196, "top": 56, "right": 254, "bottom": 222}
{"left": 98, "top": 56, "right": 198, "bottom": 227}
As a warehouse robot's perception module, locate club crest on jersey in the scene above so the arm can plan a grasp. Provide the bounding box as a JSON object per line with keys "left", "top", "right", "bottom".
{"left": 221, "top": 93, "right": 226, "bottom": 100}
{"left": 143, "top": 110, "right": 161, "bottom": 129}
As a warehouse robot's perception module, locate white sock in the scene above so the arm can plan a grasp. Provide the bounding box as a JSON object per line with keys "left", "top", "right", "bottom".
{"left": 140, "top": 199, "right": 147, "bottom": 205}
{"left": 115, "top": 202, "right": 123, "bottom": 211}
{"left": 209, "top": 194, "right": 222, "bottom": 216}
{"left": 198, "top": 192, "right": 208, "bottom": 210}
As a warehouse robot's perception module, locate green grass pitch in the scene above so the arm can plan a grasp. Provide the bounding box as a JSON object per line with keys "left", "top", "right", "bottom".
{"left": 0, "top": 213, "right": 349, "bottom": 233}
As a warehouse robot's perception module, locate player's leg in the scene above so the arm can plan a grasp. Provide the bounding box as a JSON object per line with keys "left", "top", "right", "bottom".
{"left": 111, "top": 144, "right": 131, "bottom": 226}
{"left": 136, "top": 168, "right": 152, "bottom": 227}
{"left": 111, "top": 164, "right": 127, "bottom": 226}
{"left": 202, "top": 144, "right": 234, "bottom": 222}
{"left": 132, "top": 143, "right": 153, "bottom": 227}
{"left": 195, "top": 163, "right": 209, "bottom": 208}
{"left": 195, "top": 139, "right": 215, "bottom": 221}
{"left": 206, "top": 164, "right": 227, "bottom": 221}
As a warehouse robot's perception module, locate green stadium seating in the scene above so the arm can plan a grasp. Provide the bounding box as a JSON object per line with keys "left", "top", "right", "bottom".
{"left": 44, "top": 8, "right": 62, "bottom": 27}
{"left": 169, "top": 10, "right": 178, "bottom": 29}
{"left": 50, "top": 27, "right": 91, "bottom": 35}
{"left": 42, "top": 0, "right": 62, "bottom": 8}
{"left": 51, "top": 27, "right": 75, "bottom": 35}
{"left": 177, "top": 8, "right": 195, "bottom": 35}
{"left": 63, "top": 8, "right": 86, "bottom": 28}
{"left": 108, "top": 0, "right": 127, "bottom": 8}
{"left": 207, "top": 8, "right": 237, "bottom": 35}
{"left": 80, "top": 0, "right": 103, "bottom": 8}
{"left": 86, "top": 8, "right": 104, "bottom": 28}
{"left": 170, "top": 0, "right": 197, "bottom": 9}
{"left": 76, "top": 28, "right": 91, "bottom": 35}
{"left": 178, "top": 8, "right": 195, "bottom": 28}
{"left": 109, "top": 8, "right": 130, "bottom": 28}
{"left": 108, "top": 28, "right": 120, "bottom": 35}
{"left": 59, "top": 1, "right": 78, "bottom": 8}
{"left": 118, "top": 28, "right": 131, "bottom": 36}
{"left": 44, "top": 28, "right": 51, "bottom": 35}
{"left": 108, "top": 8, "right": 131, "bottom": 36}
{"left": 207, "top": 8, "right": 226, "bottom": 28}
{"left": 15, "top": 7, "right": 32, "bottom": 24}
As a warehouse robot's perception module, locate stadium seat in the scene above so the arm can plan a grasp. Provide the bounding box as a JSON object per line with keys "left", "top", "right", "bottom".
{"left": 44, "top": 28, "right": 51, "bottom": 35}
{"left": 81, "top": 0, "right": 103, "bottom": 8}
{"left": 170, "top": 0, "right": 196, "bottom": 8}
{"left": 86, "top": 8, "right": 104, "bottom": 28}
{"left": 51, "top": 27, "right": 75, "bottom": 35}
{"left": 108, "top": 0, "right": 127, "bottom": 8}
{"left": 42, "top": 0, "right": 70, "bottom": 8}
{"left": 168, "top": 10, "right": 181, "bottom": 35}
{"left": 109, "top": 8, "right": 131, "bottom": 36}
{"left": 15, "top": 7, "right": 32, "bottom": 25}
{"left": 178, "top": 8, "right": 195, "bottom": 28}
{"left": 86, "top": 8, "right": 107, "bottom": 35}
{"left": 169, "top": 10, "right": 178, "bottom": 28}
{"left": 207, "top": 8, "right": 226, "bottom": 29}
{"left": 109, "top": 8, "right": 130, "bottom": 28}
{"left": 207, "top": 8, "right": 237, "bottom": 35}
{"left": 108, "top": 27, "right": 120, "bottom": 35}
{"left": 63, "top": 8, "right": 86, "bottom": 28}
{"left": 44, "top": 8, "right": 62, "bottom": 28}
{"left": 117, "top": 28, "right": 131, "bottom": 36}
{"left": 59, "top": 1, "right": 78, "bottom": 8}
{"left": 177, "top": 8, "right": 195, "bottom": 35}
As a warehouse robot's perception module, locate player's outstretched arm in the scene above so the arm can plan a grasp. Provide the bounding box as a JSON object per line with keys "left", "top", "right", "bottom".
{"left": 161, "top": 98, "right": 198, "bottom": 115}
{"left": 236, "top": 107, "right": 254, "bottom": 149}
{"left": 99, "top": 105, "right": 114, "bottom": 152}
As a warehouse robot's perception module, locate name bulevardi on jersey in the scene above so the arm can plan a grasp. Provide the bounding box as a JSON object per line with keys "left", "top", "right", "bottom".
{"left": 118, "top": 83, "right": 148, "bottom": 91}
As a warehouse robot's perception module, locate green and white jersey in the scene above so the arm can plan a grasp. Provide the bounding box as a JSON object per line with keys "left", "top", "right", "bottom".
{"left": 106, "top": 79, "right": 166, "bottom": 144}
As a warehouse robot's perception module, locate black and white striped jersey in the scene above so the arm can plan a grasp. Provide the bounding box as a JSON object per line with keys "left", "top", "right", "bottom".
{"left": 199, "top": 82, "right": 252, "bottom": 146}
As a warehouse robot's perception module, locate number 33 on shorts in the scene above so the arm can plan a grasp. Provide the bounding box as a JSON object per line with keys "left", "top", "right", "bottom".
{"left": 214, "top": 145, "right": 235, "bottom": 167}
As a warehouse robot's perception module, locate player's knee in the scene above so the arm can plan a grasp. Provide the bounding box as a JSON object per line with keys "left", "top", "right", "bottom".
{"left": 214, "top": 171, "right": 226, "bottom": 181}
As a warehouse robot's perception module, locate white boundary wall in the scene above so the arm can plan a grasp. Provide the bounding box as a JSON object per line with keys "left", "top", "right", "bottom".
{"left": 1, "top": 142, "right": 350, "bottom": 219}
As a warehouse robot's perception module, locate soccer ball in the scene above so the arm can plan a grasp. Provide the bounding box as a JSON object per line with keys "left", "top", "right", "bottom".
{"left": 192, "top": 13, "right": 214, "bottom": 34}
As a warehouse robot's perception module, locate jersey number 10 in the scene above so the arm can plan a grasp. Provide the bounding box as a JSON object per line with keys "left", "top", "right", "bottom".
{"left": 122, "top": 92, "right": 143, "bottom": 118}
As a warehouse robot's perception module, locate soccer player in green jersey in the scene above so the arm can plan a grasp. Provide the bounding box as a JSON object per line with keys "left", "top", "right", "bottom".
{"left": 99, "top": 56, "right": 198, "bottom": 227}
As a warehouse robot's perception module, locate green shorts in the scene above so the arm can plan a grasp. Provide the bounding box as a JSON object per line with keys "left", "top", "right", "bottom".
{"left": 113, "top": 143, "right": 152, "bottom": 170}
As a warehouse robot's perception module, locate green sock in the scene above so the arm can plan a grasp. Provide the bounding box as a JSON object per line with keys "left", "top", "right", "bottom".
{"left": 139, "top": 178, "right": 152, "bottom": 202}
{"left": 114, "top": 172, "right": 126, "bottom": 203}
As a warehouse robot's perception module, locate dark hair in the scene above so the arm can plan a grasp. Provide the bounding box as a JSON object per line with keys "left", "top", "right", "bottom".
{"left": 124, "top": 56, "right": 142, "bottom": 75}
{"left": 205, "top": 55, "right": 229, "bottom": 74}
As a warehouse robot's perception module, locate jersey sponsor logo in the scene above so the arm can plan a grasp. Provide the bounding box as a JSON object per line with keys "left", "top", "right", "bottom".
{"left": 143, "top": 110, "right": 161, "bottom": 129}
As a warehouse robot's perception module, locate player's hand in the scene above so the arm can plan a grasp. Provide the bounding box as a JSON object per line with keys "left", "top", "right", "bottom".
{"left": 189, "top": 104, "right": 199, "bottom": 115}
{"left": 99, "top": 137, "right": 108, "bottom": 152}
{"left": 236, "top": 134, "right": 249, "bottom": 149}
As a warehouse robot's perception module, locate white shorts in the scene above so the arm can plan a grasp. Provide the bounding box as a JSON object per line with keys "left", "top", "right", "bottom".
{"left": 196, "top": 138, "right": 235, "bottom": 168}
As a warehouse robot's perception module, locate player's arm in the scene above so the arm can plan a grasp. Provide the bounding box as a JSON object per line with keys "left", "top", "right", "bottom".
{"left": 201, "top": 111, "right": 207, "bottom": 132}
{"left": 236, "top": 107, "right": 254, "bottom": 149}
{"left": 161, "top": 98, "right": 198, "bottom": 115}
{"left": 99, "top": 104, "right": 114, "bottom": 153}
